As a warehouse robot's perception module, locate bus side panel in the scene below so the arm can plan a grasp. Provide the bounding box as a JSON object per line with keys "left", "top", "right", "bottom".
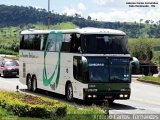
{"left": 19, "top": 50, "right": 88, "bottom": 100}
{"left": 60, "top": 53, "right": 88, "bottom": 100}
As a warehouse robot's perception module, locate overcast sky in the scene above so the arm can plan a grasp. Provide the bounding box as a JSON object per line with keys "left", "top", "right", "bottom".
{"left": 0, "top": 0, "right": 160, "bottom": 23}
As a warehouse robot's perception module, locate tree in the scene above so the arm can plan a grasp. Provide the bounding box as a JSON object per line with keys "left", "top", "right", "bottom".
{"left": 87, "top": 16, "right": 92, "bottom": 20}
{"left": 130, "top": 38, "right": 153, "bottom": 63}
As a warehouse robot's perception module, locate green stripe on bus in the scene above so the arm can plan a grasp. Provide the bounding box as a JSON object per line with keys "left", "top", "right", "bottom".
{"left": 43, "top": 31, "right": 62, "bottom": 90}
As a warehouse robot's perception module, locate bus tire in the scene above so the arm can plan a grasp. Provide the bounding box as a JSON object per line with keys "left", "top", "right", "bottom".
{"left": 27, "top": 75, "right": 32, "bottom": 91}
{"left": 108, "top": 99, "right": 114, "bottom": 104}
{"left": 32, "top": 76, "right": 37, "bottom": 92}
{"left": 66, "top": 83, "right": 73, "bottom": 101}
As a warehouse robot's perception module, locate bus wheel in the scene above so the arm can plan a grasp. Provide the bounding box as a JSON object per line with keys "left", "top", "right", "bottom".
{"left": 32, "top": 76, "right": 37, "bottom": 92}
{"left": 108, "top": 99, "right": 114, "bottom": 104}
{"left": 27, "top": 75, "right": 32, "bottom": 91}
{"left": 66, "top": 83, "right": 73, "bottom": 101}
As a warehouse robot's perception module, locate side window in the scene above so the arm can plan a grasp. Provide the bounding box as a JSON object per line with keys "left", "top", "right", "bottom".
{"left": 20, "top": 34, "right": 41, "bottom": 50}
{"left": 32, "top": 34, "right": 41, "bottom": 50}
{"left": 28, "top": 34, "right": 34, "bottom": 50}
{"left": 73, "top": 56, "right": 82, "bottom": 80}
{"left": 40, "top": 35, "right": 44, "bottom": 50}
{"left": 47, "top": 33, "right": 56, "bottom": 52}
{"left": 20, "top": 35, "right": 24, "bottom": 49}
{"left": 24, "top": 35, "right": 29, "bottom": 49}
{"left": 61, "top": 34, "right": 71, "bottom": 52}
{"left": 43, "top": 33, "right": 61, "bottom": 52}
{"left": 70, "top": 33, "right": 81, "bottom": 53}
{"left": 42, "top": 34, "right": 48, "bottom": 50}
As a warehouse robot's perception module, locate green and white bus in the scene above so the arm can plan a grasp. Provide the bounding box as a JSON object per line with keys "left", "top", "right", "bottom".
{"left": 19, "top": 27, "right": 132, "bottom": 103}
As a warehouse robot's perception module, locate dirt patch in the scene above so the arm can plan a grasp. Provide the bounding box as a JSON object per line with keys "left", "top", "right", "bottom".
{"left": 12, "top": 93, "right": 60, "bottom": 106}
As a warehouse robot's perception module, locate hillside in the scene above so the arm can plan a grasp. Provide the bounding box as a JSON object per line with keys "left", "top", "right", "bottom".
{"left": 0, "top": 22, "right": 78, "bottom": 54}
{"left": 0, "top": 4, "right": 160, "bottom": 38}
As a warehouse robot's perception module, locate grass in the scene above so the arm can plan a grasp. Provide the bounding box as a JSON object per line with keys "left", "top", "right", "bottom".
{"left": 67, "top": 104, "right": 105, "bottom": 114}
{"left": 0, "top": 107, "right": 13, "bottom": 116}
{"left": 0, "top": 115, "right": 106, "bottom": 120}
{"left": 53, "top": 22, "right": 79, "bottom": 30}
{"left": 0, "top": 48, "right": 18, "bottom": 55}
{"left": 0, "top": 107, "right": 50, "bottom": 120}
{"left": 138, "top": 76, "right": 160, "bottom": 85}
{"left": 0, "top": 90, "right": 107, "bottom": 120}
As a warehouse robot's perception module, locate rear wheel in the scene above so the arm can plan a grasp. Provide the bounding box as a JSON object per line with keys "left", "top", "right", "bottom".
{"left": 32, "top": 76, "right": 37, "bottom": 92}
{"left": 66, "top": 83, "right": 73, "bottom": 101}
{"left": 3, "top": 74, "right": 7, "bottom": 78}
{"left": 27, "top": 75, "right": 32, "bottom": 91}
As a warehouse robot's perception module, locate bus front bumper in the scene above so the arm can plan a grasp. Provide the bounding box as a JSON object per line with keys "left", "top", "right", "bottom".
{"left": 83, "top": 89, "right": 130, "bottom": 101}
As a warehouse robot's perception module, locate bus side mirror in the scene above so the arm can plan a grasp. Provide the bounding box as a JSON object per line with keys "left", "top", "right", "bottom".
{"left": 81, "top": 56, "right": 88, "bottom": 72}
{"left": 131, "top": 57, "right": 140, "bottom": 74}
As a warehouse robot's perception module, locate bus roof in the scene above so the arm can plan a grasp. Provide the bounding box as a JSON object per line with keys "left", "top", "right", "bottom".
{"left": 21, "top": 27, "right": 126, "bottom": 35}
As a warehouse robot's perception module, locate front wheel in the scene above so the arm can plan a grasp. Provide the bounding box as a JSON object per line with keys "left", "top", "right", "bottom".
{"left": 66, "top": 83, "right": 73, "bottom": 101}
{"left": 108, "top": 99, "right": 114, "bottom": 104}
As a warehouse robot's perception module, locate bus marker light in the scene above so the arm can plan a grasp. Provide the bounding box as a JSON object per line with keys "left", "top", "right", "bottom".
{"left": 88, "top": 95, "right": 92, "bottom": 98}
{"left": 93, "top": 95, "right": 97, "bottom": 98}
{"left": 119, "top": 94, "right": 123, "bottom": 98}
{"left": 124, "top": 94, "right": 128, "bottom": 98}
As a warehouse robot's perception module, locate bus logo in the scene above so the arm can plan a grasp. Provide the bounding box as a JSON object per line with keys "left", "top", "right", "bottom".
{"left": 42, "top": 31, "right": 63, "bottom": 90}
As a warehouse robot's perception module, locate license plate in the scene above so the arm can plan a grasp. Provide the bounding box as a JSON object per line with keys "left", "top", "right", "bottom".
{"left": 105, "top": 96, "right": 113, "bottom": 99}
{"left": 12, "top": 72, "right": 17, "bottom": 74}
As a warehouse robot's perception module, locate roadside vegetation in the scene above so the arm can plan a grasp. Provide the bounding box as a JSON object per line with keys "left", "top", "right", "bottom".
{"left": 138, "top": 76, "right": 160, "bottom": 85}
{"left": 128, "top": 38, "right": 160, "bottom": 65}
{"left": 0, "top": 22, "right": 78, "bottom": 56}
{"left": 0, "top": 90, "right": 107, "bottom": 120}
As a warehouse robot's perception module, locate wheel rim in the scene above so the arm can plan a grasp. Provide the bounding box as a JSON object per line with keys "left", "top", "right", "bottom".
{"left": 67, "top": 86, "right": 73, "bottom": 100}
{"left": 33, "top": 77, "right": 37, "bottom": 91}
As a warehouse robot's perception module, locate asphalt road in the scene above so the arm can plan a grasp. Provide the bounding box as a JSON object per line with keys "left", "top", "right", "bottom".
{"left": 0, "top": 76, "right": 160, "bottom": 115}
{"left": 110, "top": 77, "right": 160, "bottom": 114}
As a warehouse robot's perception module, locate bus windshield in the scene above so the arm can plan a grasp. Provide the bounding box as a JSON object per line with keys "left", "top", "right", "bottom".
{"left": 82, "top": 34, "right": 129, "bottom": 54}
{"left": 87, "top": 57, "right": 130, "bottom": 83}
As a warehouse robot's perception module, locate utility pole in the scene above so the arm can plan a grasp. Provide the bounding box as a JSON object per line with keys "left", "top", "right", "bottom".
{"left": 48, "top": 0, "right": 51, "bottom": 29}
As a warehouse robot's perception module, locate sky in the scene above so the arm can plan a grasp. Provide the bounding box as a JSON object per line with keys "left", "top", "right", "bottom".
{"left": 0, "top": 0, "right": 160, "bottom": 23}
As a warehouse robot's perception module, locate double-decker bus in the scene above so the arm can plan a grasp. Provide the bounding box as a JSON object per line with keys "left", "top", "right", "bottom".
{"left": 19, "top": 27, "right": 132, "bottom": 103}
